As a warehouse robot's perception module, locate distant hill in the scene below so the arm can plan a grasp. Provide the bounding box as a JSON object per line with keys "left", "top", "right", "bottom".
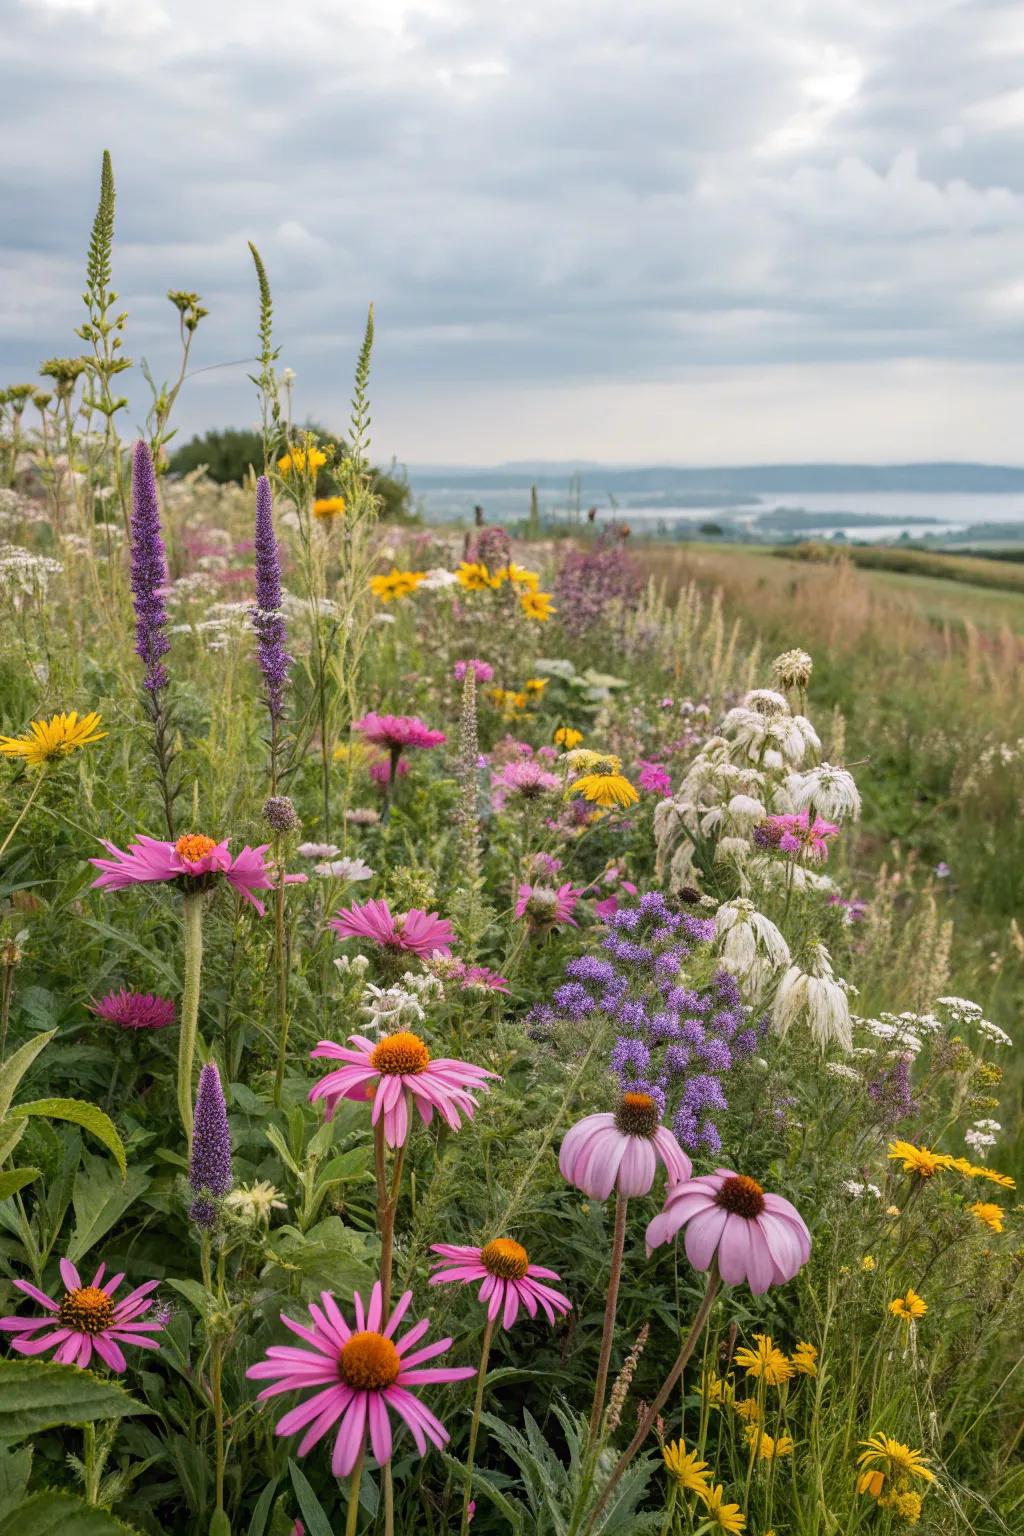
{"left": 407, "top": 462, "right": 1024, "bottom": 495}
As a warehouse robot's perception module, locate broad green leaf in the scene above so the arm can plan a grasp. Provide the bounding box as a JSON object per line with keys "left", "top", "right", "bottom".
{"left": 263, "top": 1218, "right": 376, "bottom": 1299}
{"left": 0, "top": 1360, "right": 141, "bottom": 1442}
{"left": 66, "top": 1159, "right": 151, "bottom": 1265}
{"left": 287, "top": 1460, "right": 334, "bottom": 1536}
{"left": 0, "top": 1120, "right": 26, "bottom": 1166}
{"left": 316, "top": 1149, "right": 370, "bottom": 1186}
{"left": 165, "top": 1277, "right": 214, "bottom": 1317}
{"left": 0, "top": 1445, "right": 31, "bottom": 1520}
{"left": 12, "top": 1099, "right": 126, "bottom": 1178}
{"left": 265, "top": 1124, "right": 300, "bottom": 1176}
{"left": 0, "top": 1031, "right": 56, "bottom": 1120}
{"left": 0, "top": 1168, "right": 40, "bottom": 1200}
{"left": 245, "top": 1478, "right": 279, "bottom": 1536}
{"left": 0, "top": 1491, "right": 142, "bottom": 1535}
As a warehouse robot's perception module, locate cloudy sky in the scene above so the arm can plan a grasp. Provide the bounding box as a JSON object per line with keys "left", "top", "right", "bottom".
{"left": 4, "top": 0, "right": 1024, "bottom": 463}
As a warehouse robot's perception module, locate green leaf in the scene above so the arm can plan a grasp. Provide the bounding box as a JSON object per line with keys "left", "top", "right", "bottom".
{"left": 0, "top": 1445, "right": 31, "bottom": 1519}
{"left": 12, "top": 1099, "right": 126, "bottom": 1178}
{"left": 0, "top": 1491, "right": 142, "bottom": 1535}
{"left": 265, "top": 1124, "right": 300, "bottom": 1176}
{"left": 165, "top": 1278, "right": 214, "bottom": 1317}
{"left": 209, "top": 1511, "right": 232, "bottom": 1536}
{"left": 287, "top": 1460, "right": 334, "bottom": 1536}
{"left": 438, "top": 1450, "right": 524, "bottom": 1532}
{"left": 0, "top": 1121, "right": 27, "bottom": 1167}
{"left": 0, "top": 1168, "right": 40, "bottom": 1200}
{"left": 66, "top": 1158, "right": 151, "bottom": 1265}
{"left": 245, "top": 1478, "right": 279, "bottom": 1536}
{"left": 263, "top": 1218, "right": 376, "bottom": 1299}
{"left": 0, "top": 1360, "right": 141, "bottom": 1442}
{"left": 0, "top": 1031, "right": 56, "bottom": 1119}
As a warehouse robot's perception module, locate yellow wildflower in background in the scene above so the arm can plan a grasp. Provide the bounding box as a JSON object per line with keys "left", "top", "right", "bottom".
{"left": 889, "top": 1289, "right": 927, "bottom": 1321}
{"left": 733, "top": 1334, "right": 794, "bottom": 1386}
{"left": 732, "top": 1397, "right": 761, "bottom": 1423}
{"left": 278, "top": 446, "right": 327, "bottom": 475}
{"left": 369, "top": 568, "right": 426, "bottom": 602}
{"left": 662, "top": 1440, "right": 710, "bottom": 1493}
{"left": 887, "top": 1140, "right": 953, "bottom": 1178}
{"left": 563, "top": 748, "right": 613, "bottom": 773}
{"left": 520, "top": 589, "right": 556, "bottom": 621}
{"left": 790, "top": 1341, "right": 818, "bottom": 1376}
{"left": 333, "top": 740, "right": 374, "bottom": 769}
{"left": 856, "top": 1434, "right": 934, "bottom": 1500}
{"left": 554, "top": 727, "right": 583, "bottom": 749}
{"left": 698, "top": 1483, "right": 746, "bottom": 1534}
{"left": 525, "top": 678, "right": 548, "bottom": 696}
{"left": 702, "top": 1370, "right": 734, "bottom": 1406}
{"left": 455, "top": 561, "right": 499, "bottom": 591}
{"left": 313, "top": 496, "right": 346, "bottom": 518}
{"left": 0, "top": 710, "right": 106, "bottom": 768}
{"left": 490, "top": 688, "right": 528, "bottom": 717}
{"left": 969, "top": 1201, "right": 1004, "bottom": 1232}
{"left": 569, "top": 762, "right": 639, "bottom": 810}
{"left": 745, "top": 1426, "right": 794, "bottom": 1460}
{"left": 882, "top": 1490, "right": 923, "bottom": 1522}
{"left": 494, "top": 561, "right": 540, "bottom": 591}
{"left": 861, "top": 1255, "right": 876, "bottom": 1272}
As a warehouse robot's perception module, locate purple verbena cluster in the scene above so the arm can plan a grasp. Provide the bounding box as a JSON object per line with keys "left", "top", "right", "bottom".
{"left": 552, "top": 535, "right": 644, "bottom": 637}
{"left": 866, "top": 1054, "right": 917, "bottom": 1126}
{"left": 252, "top": 475, "right": 291, "bottom": 721}
{"left": 129, "top": 440, "right": 171, "bottom": 693}
{"left": 188, "top": 1063, "right": 233, "bottom": 1228}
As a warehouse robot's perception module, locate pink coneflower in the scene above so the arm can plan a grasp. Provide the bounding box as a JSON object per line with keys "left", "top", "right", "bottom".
{"left": 514, "top": 882, "right": 581, "bottom": 932}
{"left": 90, "top": 833, "right": 306, "bottom": 917}
{"left": 429, "top": 1239, "right": 572, "bottom": 1330}
{"left": 559, "top": 1093, "right": 692, "bottom": 1199}
{"left": 89, "top": 988, "right": 175, "bottom": 1030}
{"left": 753, "top": 811, "right": 838, "bottom": 862}
{"left": 353, "top": 713, "right": 446, "bottom": 752}
{"left": 491, "top": 760, "right": 560, "bottom": 809}
{"left": 309, "top": 1031, "right": 499, "bottom": 1147}
{"left": 0, "top": 1257, "right": 164, "bottom": 1370}
{"left": 454, "top": 659, "right": 494, "bottom": 684}
{"left": 637, "top": 760, "right": 672, "bottom": 796}
{"left": 246, "top": 1281, "right": 476, "bottom": 1476}
{"left": 645, "top": 1169, "right": 811, "bottom": 1293}
{"left": 329, "top": 899, "right": 456, "bottom": 958}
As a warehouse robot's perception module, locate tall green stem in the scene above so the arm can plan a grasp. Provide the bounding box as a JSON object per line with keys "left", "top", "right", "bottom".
{"left": 178, "top": 891, "right": 205, "bottom": 1147}
{"left": 0, "top": 771, "right": 45, "bottom": 862}
{"left": 345, "top": 1444, "right": 365, "bottom": 1536}
{"left": 461, "top": 1316, "right": 495, "bottom": 1535}
{"left": 588, "top": 1192, "right": 628, "bottom": 1441}
{"left": 272, "top": 851, "right": 289, "bottom": 1106}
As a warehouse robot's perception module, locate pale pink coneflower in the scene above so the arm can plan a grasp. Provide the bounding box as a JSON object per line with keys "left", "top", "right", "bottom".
{"left": 646, "top": 1169, "right": 811, "bottom": 1293}
{"left": 559, "top": 1092, "right": 692, "bottom": 1200}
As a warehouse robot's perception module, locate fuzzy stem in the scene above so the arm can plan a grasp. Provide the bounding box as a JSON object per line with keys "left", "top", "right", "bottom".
{"left": 588, "top": 1191, "right": 628, "bottom": 1441}
{"left": 272, "top": 846, "right": 289, "bottom": 1106}
{"left": 178, "top": 891, "right": 204, "bottom": 1147}
{"left": 461, "top": 1315, "right": 495, "bottom": 1536}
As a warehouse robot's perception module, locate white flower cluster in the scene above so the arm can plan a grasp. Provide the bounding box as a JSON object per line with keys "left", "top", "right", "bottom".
{"left": 843, "top": 1178, "right": 881, "bottom": 1199}
{"left": 359, "top": 971, "right": 444, "bottom": 1033}
{"left": 783, "top": 763, "right": 862, "bottom": 823}
{"left": 715, "top": 898, "right": 790, "bottom": 1000}
{"left": 419, "top": 567, "right": 460, "bottom": 591}
{"left": 313, "top": 857, "right": 374, "bottom": 881}
{"left": 0, "top": 543, "right": 63, "bottom": 597}
{"left": 964, "top": 1118, "right": 1001, "bottom": 1159}
{"left": 721, "top": 688, "right": 820, "bottom": 769}
{"left": 935, "top": 995, "right": 1012, "bottom": 1047}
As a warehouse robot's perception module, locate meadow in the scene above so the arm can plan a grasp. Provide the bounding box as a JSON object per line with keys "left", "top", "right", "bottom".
{"left": 0, "top": 158, "right": 1021, "bottom": 1536}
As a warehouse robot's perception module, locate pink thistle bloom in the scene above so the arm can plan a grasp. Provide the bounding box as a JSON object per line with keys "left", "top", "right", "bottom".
{"left": 329, "top": 898, "right": 456, "bottom": 958}
{"left": 526, "top": 851, "right": 562, "bottom": 879}
{"left": 645, "top": 1169, "right": 811, "bottom": 1294}
{"left": 514, "top": 882, "right": 581, "bottom": 932}
{"left": 0, "top": 1257, "right": 164, "bottom": 1371}
{"left": 559, "top": 1092, "right": 692, "bottom": 1199}
{"left": 454, "top": 658, "right": 494, "bottom": 684}
{"left": 246, "top": 1281, "right": 476, "bottom": 1476}
{"left": 353, "top": 713, "right": 446, "bottom": 752}
{"left": 90, "top": 833, "right": 307, "bottom": 917}
{"left": 309, "top": 1031, "right": 499, "bottom": 1148}
{"left": 637, "top": 759, "right": 672, "bottom": 795}
{"left": 429, "top": 1239, "right": 572, "bottom": 1330}
{"left": 755, "top": 811, "right": 839, "bottom": 862}
{"left": 491, "top": 760, "right": 560, "bottom": 810}
{"left": 89, "top": 987, "right": 176, "bottom": 1030}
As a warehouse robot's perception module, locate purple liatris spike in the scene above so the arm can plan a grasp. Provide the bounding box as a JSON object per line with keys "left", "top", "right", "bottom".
{"left": 130, "top": 440, "right": 170, "bottom": 693}
{"left": 251, "top": 475, "right": 291, "bottom": 720}
{"left": 188, "top": 1063, "right": 233, "bottom": 1227}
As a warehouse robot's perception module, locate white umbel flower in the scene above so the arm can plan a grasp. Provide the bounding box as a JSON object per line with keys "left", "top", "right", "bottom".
{"left": 716, "top": 898, "right": 790, "bottom": 999}
{"left": 773, "top": 941, "right": 852, "bottom": 1052}
{"left": 786, "top": 763, "right": 861, "bottom": 823}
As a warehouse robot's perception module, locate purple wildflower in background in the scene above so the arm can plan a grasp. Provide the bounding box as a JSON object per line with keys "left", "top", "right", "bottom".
{"left": 129, "top": 441, "right": 170, "bottom": 693}
{"left": 866, "top": 1054, "right": 917, "bottom": 1126}
{"left": 188, "top": 1064, "right": 233, "bottom": 1228}
{"left": 252, "top": 475, "right": 291, "bottom": 720}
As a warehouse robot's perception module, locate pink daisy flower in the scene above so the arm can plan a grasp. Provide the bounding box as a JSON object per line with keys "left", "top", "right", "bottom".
{"left": 329, "top": 898, "right": 456, "bottom": 958}
{"left": 309, "top": 1031, "right": 499, "bottom": 1147}
{"left": 352, "top": 713, "right": 446, "bottom": 752}
{"left": 429, "top": 1239, "right": 571, "bottom": 1330}
{"left": 90, "top": 833, "right": 307, "bottom": 917}
{"left": 0, "top": 1257, "right": 164, "bottom": 1371}
{"left": 514, "top": 882, "right": 581, "bottom": 932}
{"left": 88, "top": 987, "right": 176, "bottom": 1030}
{"left": 559, "top": 1092, "right": 692, "bottom": 1199}
{"left": 246, "top": 1281, "right": 476, "bottom": 1476}
{"left": 645, "top": 1169, "right": 811, "bottom": 1293}
{"left": 637, "top": 760, "right": 672, "bottom": 796}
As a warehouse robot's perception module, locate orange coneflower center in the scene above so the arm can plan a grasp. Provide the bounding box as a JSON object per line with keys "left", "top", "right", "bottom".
{"left": 715, "top": 1174, "right": 765, "bottom": 1219}
{"left": 339, "top": 1330, "right": 401, "bottom": 1390}
{"left": 58, "top": 1285, "right": 115, "bottom": 1334}
{"left": 370, "top": 1031, "right": 430, "bottom": 1076}
{"left": 614, "top": 1091, "right": 659, "bottom": 1138}
{"left": 175, "top": 833, "right": 217, "bottom": 865}
{"left": 481, "top": 1238, "right": 530, "bottom": 1279}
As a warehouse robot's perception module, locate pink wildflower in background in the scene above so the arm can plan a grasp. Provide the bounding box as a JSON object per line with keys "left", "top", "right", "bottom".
{"left": 491, "top": 759, "right": 560, "bottom": 809}
{"left": 753, "top": 811, "right": 839, "bottom": 861}
{"left": 330, "top": 898, "right": 455, "bottom": 957}
{"left": 454, "top": 659, "right": 494, "bottom": 684}
{"left": 89, "top": 988, "right": 175, "bottom": 1030}
{"left": 246, "top": 1281, "right": 475, "bottom": 1475}
{"left": 429, "top": 1240, "right": 571, "bottom": 1329}
{"left": 309, "top": 1031, "right": 499, "bottom": 1146}
{"left": 353, "top": 713, "right": 446, "bottom": 753}
{"left": 515, "top": 882, "right": 581, "bottom": 932}
{"left": 0, "top": 1257, "right": 164, "bottom": 1370}
{"left": 637, "top": 760, "right": 672, "bottom": 795}
{"left": 646, "top": 1169, "right": 811, "bottom": 1293}
{"left": 559, "top": 1093, "right": 691, "bottom": 1199}
{"left": 90, "top": 833, "right": 306, "bottom": 916}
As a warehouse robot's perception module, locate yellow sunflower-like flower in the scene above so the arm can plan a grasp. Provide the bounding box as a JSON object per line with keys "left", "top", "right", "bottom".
{"left": 732, "top": 1397, "right": 761, "bottom": 1423}
{"left": 790, "top": 1340, "right": 818, "bottom": 1376}
{"left": 969, "top": 1200, "right": 1004, "bottom": 1232}
{"left": 313, "top": 496, "right": 346, "bottom": 518}
{"left": 661, "top": 1440, "right": 711, "bottom": 1493}
{"left": 887, "top": 1140, "right": 954, "bottom": 1178}
{"left": 369, "top": 568, "right": 427, "bottom": 602}
{"left": 278, "top": 446, "right": 327, "bottom": 476}
{"left": 697, "top": 1483, "right": 746, "bottom": 1534}
{"left": 888, "top": 1288, "right": 927, "bottom": 1322}
{"left": 524, "top": 677, "right": 547, "bottom": 696}
{"left": 0, "top": 710, "right": 106, "bottom": 769}
{"left": 489, "top": 688, "right": 528, "bottom": 717}
{"left": 881, "top": 1489, "right": 923, "bottom": 1523}
{"left": 456, "top": 561, "right": 499, "bottom": 591}
{"left": 569, "top": 763, "right": 639, "bottom": 809}
{"left": 733, "top": 1334, "right": 794, "bottom": 1386}
{"left": 968, "top": 1165, "right": 1015, "bottom": 1189}
{"left": 520, "top": 589, "right": 556, "bottom": 621}
{"left": 745, "top": 1426, "right": 794, "bottom": 1460}
{"left": 856, "top": 1434, "right": 934, "bottom": 1500}
{"left": 554, "top": 727, "right": 583, "bottom": 749}
{"left": 489, "top": 560, "right": 540, "bottom": 591}
{"left": 702, "top": 1370, "right": 734, "bottom": 1406}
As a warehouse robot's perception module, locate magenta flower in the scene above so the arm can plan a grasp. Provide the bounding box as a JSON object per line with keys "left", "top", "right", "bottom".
{"left": 754, "top": 811, "right": 839, "bottom": 862}
{"left": 329, "top": 899, "right": 456, "bottom": 958}
{"left": 429, "top": 1239, "right": 571, "bottom": 1330}
{"left": 559, "top": 1093, "right": 692, "bottom": 1199}
{"left": 514, "top": 882, "right": 581, "bottom": 932}
{"left": 461, "top": 965, "right": 510, "bottom": 993}
{"left": 353, "top": 713, "right": 446, "bottom": 752}
{"left": 246, "top": 1281, "right": 476, "bottom": 1476}
{"left": 454, "top": 659, "right": 494, "bottom": 684}
{"left": 637, "top": 760, "right": 672, "bottom": 796}
{"left": 309, "top": 1031, "right": 499, "bottom": 1147}
{"left": 645, "top": 1169, "right": 811, "bottom": 1293}
{"left": 90, "top": 833, "right": 307, "bottom": 917}
{"left": 88, "top": 988, "right": 176, "bottom": 1030}
{"left": 0, "top": 1257, "right": 163, "bottom": 1370}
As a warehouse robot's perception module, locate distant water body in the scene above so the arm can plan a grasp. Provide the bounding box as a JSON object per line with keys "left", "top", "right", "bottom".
{"left": 412, "top": 484, "right": 1024, "bottom": 543}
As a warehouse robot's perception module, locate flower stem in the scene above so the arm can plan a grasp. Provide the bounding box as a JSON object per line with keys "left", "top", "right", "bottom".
{"left": 0, "top": 770, "right": 45, "bottom": 862}
{"left": 211, "top": 1334, "right": 226, "bottom": 1519}
{"left": 374, "top": 1107, "right": 409, "bottom": 1319}
{"left": 272, "top": 847, "right": 289, "bottom": 1107}
{"left": 583, "top": 1265, "right": 720, "bottom": 1535}
{"left": 345, "top": 1443, "right": 365, "bottom": 1536}
{"left": 588, "top": 1191, "right": 628, "bottom": 1442}
{"left": 178, "top": 891, "right": 204, "bottom": 1148}
{"left": 461, "top": 1315, "right": 495, "bottom": 1536}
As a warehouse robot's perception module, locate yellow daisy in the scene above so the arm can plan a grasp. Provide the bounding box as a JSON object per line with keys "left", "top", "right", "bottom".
{"left": 277, "top": 446, "right": 327, "bottom": 475}
{"left": 732, "top": 1397, "right": 761, "bottom": 1423}
{"left": 745, "top": 1426, "right": 794, "bottom": 1460}
{"left": 790, "top": 1341, "right": 818, "bottom": 1376}
{"left": 554, "top": 727, "right": 583, "bottom": 749}
{"left": 661, "top": 1440, "right": 711, "bottom": 1493}
{"left": 888, "top": 1289, "right": 927, "bottom": 1322}
{"left": 697, "top": 1483, "right": 746, "bottom": 1534}
{"left": 369, "top": 569, "right": 426, "bottom": 602}
{"left": 313, "top": 496, "right": 346, "bottom": 518}
{"left": 0, "top": 710, "right": 106, "bottom": 769}
{"left": 969, "top": 1201, "right": 1004, "bottom": 1232}
{"left": 856, "top": 1434, "right": 934, "bottom": 1500}
{"left": 569, "top": 766, "right": 638, "bottom": 810}
{"left": 968, "top": 1165, "right": 1015, "bottom": 1189}
{"left": 702, "top": 1370, "right": 734, "bottom": 1406}
{"left": 524, "top": 677, "right": 548, "bottom": 696}
{"left": 520, "top": 589, "right": 556, "bottom": 621}
{"left": 455, "top": 561, "right": 498, "bottom": 592}
{"left": 887, "top": 1140, "right": 954, "bottom": 1178}
{"left": 733, "top": 1335, "right": 794, "bottom": 1387}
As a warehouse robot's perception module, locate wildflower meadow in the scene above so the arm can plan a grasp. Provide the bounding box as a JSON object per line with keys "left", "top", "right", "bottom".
{"left": 0, "top": 156, "right": 1022, "bottom": 1536}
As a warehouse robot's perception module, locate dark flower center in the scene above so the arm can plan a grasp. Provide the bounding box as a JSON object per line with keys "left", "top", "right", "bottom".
{"left": 58, "top": 1285, "right": 115, "bottom": 1334}
{"left": 481, "top": 1238, "right": 529, "bottom": 1279}
{"left": 370, "top": 1031, "right": 430, "bottom": 1075}
{"left": 614, "top": 1091, "right": 659, "bottom": 1137}
{"left": 339, "top": 1331, "right": 401, "bottom": 1390}
{"left": 714, "top": 1174, "right": 765, "bottom": 1218}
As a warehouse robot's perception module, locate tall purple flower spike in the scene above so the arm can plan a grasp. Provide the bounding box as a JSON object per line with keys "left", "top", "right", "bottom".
{"left": 188, "top": 1063, "right": 233, "bottom": 1227}
{"left": 252, "top": 475, "right": 290, "bottom": 720}
{"left": 130, "top": 441, "right": 170, "bottom": 693}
